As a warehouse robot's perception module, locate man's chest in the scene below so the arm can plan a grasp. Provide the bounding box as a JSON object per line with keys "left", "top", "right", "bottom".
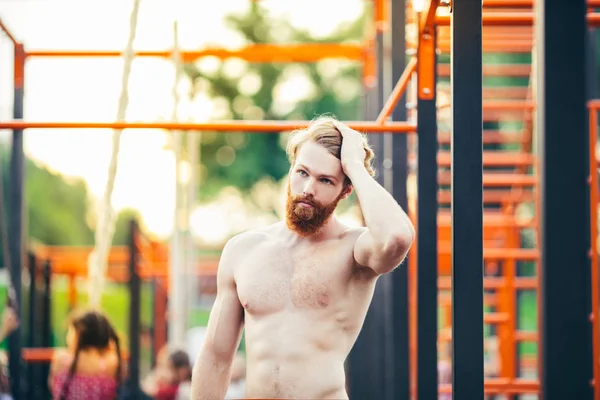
{"left": 234, "top": 243, "right": 353, "bottom": 315}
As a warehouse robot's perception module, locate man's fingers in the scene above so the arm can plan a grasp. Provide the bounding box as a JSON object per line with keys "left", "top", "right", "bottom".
{"left": 333, "top": 121, "right": 357, "bottom": 137}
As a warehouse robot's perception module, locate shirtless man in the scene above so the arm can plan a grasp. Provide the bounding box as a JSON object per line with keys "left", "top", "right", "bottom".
{"left": 191, "top": 117, "right": 415, "bottom": 400}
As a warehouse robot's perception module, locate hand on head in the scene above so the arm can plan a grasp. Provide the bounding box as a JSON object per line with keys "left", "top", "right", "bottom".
{"left": 332, "top": 122, "right": 367, "bottom": 173}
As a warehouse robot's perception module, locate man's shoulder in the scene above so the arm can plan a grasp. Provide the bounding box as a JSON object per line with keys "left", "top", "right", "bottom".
{"left": 223, "top": 222, "right": 285, "bottom": 252}
{"left": 339, "top": 225, "right": 367, "bottom": 242}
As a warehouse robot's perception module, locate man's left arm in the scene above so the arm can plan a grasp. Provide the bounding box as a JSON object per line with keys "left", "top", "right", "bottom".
{"left": 346, "top": 162, "right": 415, "bottom": 275}
{"left": 335, "top": 122, "right": 415, "bottom": 275}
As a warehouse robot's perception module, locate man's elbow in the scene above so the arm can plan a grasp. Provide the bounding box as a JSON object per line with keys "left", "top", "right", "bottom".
{"left": 376, "top": 230, "right": 414, "bottom": 274}
{"left": 384, "top": 224, "right": 415, "bottom": 257}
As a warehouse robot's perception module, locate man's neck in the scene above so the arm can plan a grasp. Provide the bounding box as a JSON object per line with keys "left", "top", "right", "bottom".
{"left": 294, "top": 215, "right": 341, "bottom": 242}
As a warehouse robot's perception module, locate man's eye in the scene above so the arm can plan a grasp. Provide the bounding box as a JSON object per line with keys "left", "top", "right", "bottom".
{"left": 321, "top": 179, "right": 332, "bottom": 184}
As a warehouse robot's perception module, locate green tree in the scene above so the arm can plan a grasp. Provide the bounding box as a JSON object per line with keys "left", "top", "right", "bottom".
{"left": 112, "top": 208, "right": 142, "bottom": 245}
{"left": 0, "top": 146, "right": 140, "bottom": 255}
{"left": 25, "top": 158, "right": 95, "bottom": 246}
{"left": 184, "top": 3, "right": 366, "bottom": 202}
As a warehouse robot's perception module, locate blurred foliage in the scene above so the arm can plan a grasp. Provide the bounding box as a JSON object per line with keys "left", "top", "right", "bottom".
{"left": 0, "top": 146, "right": 138, "bottom": 266}
{"left": 183, "top": 3, "right": 367, "bottom": 202}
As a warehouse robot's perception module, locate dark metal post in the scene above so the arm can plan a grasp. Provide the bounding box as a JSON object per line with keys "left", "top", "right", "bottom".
{"left": 41, "top": 260, "right": 52, "bottom": 400}
{"left": 416, "top": 10, "right": 439, "bottom": 400}
{"left": 534, "top": 0, "right": 593, "bottom": 398}
{"left": 346, "top": 15, "right": 388, "bottom": 397}
{"left": 8, "top": 43, "right": 25, "bottom": 400}
{"left": 128, "top": 219, "right": 141, "bottom": 397}
{"left": 391, "top": 0, "right": 410, "bottom": 399}
{"left": 451, "top": 1, "right": 484, "bottom": 398}
{"left": 26, "top": 252, "right": 36, "bottom": 398}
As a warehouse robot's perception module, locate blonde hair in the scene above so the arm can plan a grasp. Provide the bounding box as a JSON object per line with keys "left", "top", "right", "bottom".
{"left": 286, "top": 116, "right": 376, "bottom": 182}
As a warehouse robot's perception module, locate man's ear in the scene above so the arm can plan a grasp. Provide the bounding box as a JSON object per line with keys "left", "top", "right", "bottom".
{"left": 341, "top": 184, "right": 353, "bottom": 200}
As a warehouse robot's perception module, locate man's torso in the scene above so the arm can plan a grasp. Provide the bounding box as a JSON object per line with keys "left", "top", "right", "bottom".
{"left": 232, "top": 223, "right": 378, "bottom": 399}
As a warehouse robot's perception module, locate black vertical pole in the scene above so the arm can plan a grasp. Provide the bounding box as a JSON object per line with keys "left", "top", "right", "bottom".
{"left": 41, "top": 260, "right": 51, "bottom": 400}
{"left": 416, "top": 12, "right": 439, "bottom": 400}
{"left": 451, "top": 1, "right": 484, "bottom": 399}
{"left": 534, "top": 0, "right": 592, "bottom": 398}
{"left": 390, "top": 0, "right": 410, "bottom": 399}
{"left": 128, "top": 219, "right": 141, "bottom": 397}
{"left": 346, "top": 14, "right": 387, "bottom": 398}
{"left": 9, "top": 43, "right": 25, "bottom": 400}
{"left": 26, "top": 252, "right": 35, "bottom": 399}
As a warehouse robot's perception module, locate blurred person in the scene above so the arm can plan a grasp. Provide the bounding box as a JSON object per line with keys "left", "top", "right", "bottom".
{"left": 155, "top": 349, "right": 191, "bottom": 400}
{"left": 143, "top": 346, "right": 192, "bottom": 400}
{"left": 48, "top": 309, "right": 123, "bottom": 400}
{"left": 0, "top": 307, "right": 19, "bottom": 399}
{"left": 192, "top": 117, "right": 415, "bottom": 399}
{"left": 142, "top": 346, "right": 172, "bottom": 397}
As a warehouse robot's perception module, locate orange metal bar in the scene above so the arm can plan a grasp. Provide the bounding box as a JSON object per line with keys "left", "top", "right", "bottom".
{"left": 409, "top": 151, "right": 535, "bottom": 167}
{"left": 67, "top": 275, "right": 77, "bottom": 309}
{"left": 589, "top": 103, "right": 600, "bottom": 400}
{"left": 481, "top": 0, "right": 600, "bottom": 6}
{"left": 0, "top": 120, "right": 416, "bottom": 133}
{"left": 500, "top": 205, "right": 518, "bottom": 397}
{"left": 373, "top": 0, "right": 388, "bottom": 32}
{"left": 438, "top": 277, "right": 538, "bottom": 290}
{"left": 0, "top": 18, "right": 17, "bottom": 45}
{"left": 439, "top": 330, "right": 537, "bottom": 342}
{"left": 515, "top": 331, "right": 537, "bottom": 341}
{"left": 376, "top": 57, "right": 417, "bottom": 123}
{"left": 438, "top": 64, "right": 531, "bottom": 77}
{"left": 438, "top": 248, "right": 539, "bottom": 262}
{"left": 438, "top": 190, "right": 536, "bottom": 205}
{"left": 24, "top": 43, "right": 365, "bottom": 63}
{"left": 437, "top": 173, "right": 537, "bottom": 187}
{"left": 439, "top": 379, "right": 539, "bottom": 395}
{"left": 436, "top": 12, "right": 600, "bottom": 26}
{"left": 22, "top": 348, "right": 131, "bottom": 363}
{"left": 438, "top": 130, "right": 525, "bottom": 144}
{"left": 417, "top": 0, "right": 439, "bottom": 100}
{"left": 423, "top": 40, "right": 534, "bottom": 53}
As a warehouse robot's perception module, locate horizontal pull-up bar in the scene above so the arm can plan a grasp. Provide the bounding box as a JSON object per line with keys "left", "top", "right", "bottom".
{"left": 0, "top": 120, "right": 416, "bottom": 133}
{"left": 436, "top": 12, "right": 600, "bottom": 26}
{"left": 24, "top": 43, "right": 365, "bottom": 63}
{"left": 482, "top": 0, "right": 600, "bottom": 7}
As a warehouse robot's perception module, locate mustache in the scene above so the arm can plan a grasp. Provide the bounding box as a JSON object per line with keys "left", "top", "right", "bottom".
{"left": 291, "top": 195, "right": 321, "bottom": 208}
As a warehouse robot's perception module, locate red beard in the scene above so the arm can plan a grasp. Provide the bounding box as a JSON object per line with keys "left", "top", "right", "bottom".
{"left": 285, "top": 184, "right": 344, "bottom": 237}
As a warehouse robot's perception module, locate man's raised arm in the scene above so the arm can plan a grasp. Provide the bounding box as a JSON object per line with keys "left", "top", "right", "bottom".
{"left": 334, "top": 122, "right": 415, "bottom": 275}
{"left": 191, "top": 237, "right": 245, "bottom": 400}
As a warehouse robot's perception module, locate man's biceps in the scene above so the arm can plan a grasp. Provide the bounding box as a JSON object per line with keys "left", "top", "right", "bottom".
{"left": 353, "top": 232, "right": 374, "bottom": 265}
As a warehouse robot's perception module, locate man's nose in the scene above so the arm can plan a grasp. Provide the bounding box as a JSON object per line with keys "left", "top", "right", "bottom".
{"left": 303, "top": 179, "right": 316, "bottom": 197}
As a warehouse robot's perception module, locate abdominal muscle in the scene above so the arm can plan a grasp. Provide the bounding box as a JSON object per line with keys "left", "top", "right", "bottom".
{"left": 243, "top": 311, "right": 355, "bottom": 400}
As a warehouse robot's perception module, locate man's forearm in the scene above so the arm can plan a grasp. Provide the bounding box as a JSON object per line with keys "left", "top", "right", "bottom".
{"left": 191, "top": 352, "right": 232, "bottom": 400}
{"left": 346, "top": 162, "right": 414, "bottom": 244}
